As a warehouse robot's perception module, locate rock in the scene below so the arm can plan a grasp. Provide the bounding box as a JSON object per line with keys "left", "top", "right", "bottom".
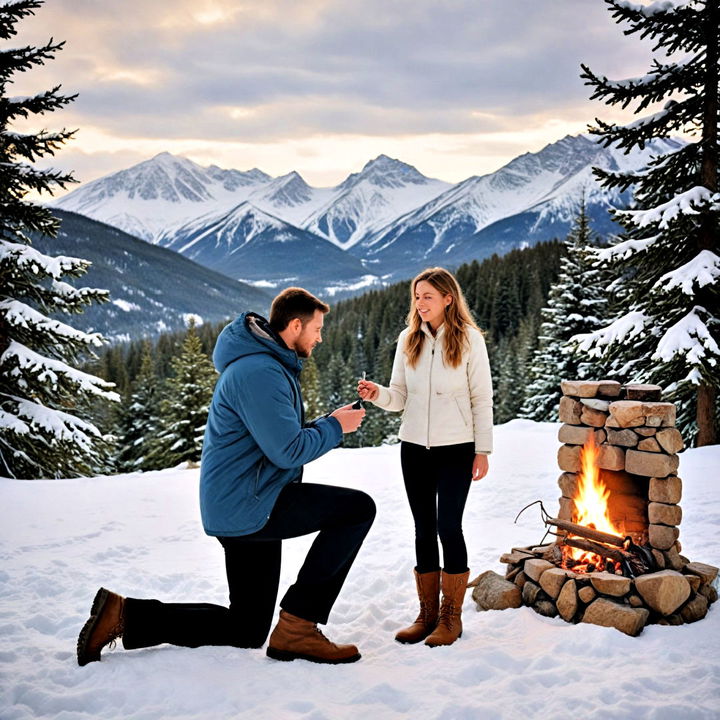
{"left": 578, "top": 585, "right": 597, "bottom": 604}
{"left": 699, "top": 584, "right": 719, "bottom": 604}
{"left": 606, "top": 429, "right": 640, "bottom": 447}
{"left": 557, "top": 580, "right": 578, "bottom": 622}
{"left": 608, "top": 401, "right": 646, "bottom": 428}
{"left": 637, "top": 437, "right": 661, "bottom": 452}
{"left": 655, "top": 428, "right": 684, "bottom": 454}
{"left": 628, "top": 594, "right": 644, "bottom": 608}
{"left": 522, "top": 580, "right": 541, "bottom": 605}
{"left": 663, "top": 546, "right": 685, "bottom": 572}
{"left": 524, "top": 558, "right": 555, "bottom": 583}
{"left": 684, "top": 574, "right": 701, "bottom": 592}
{"left": 558, "top": 424, "right": 596, "bottom": 445}
{"left": 582, "top": 598, "right": 649, "bottom": 636}
{"left": 557, "top": 496, "right": 575, "bottom": 521}
{"left": 598, "top": 381, "right": 623, "bottom": 397}
{"left": 471, "top": 571, "right": 523, "bottom": 611}
{"left": 651, "top": 549, "right": 666, "bottom": 569}
{"left": 590, "top": 572, "right": 632, "bottom": 597}
{"left": 581, "top": 406, "right": 609, "bottom": 428}
{"left": 597, "top": 445, "right": 626, "bottom": 471}
{"left": 558, "top": 444, "right": 582, "bottom": 472}
{"left": 581, "top": 398, "right": 611, "bottom": 412}
{"left": 684, "top": 562, "right": 719, "bottom": 585}
{"left": 533, "top": 600, "right": 558, "bottom": 618}
{"left": 625, "top": 450, "right": 679, "bottom": 478}
{"left": 558, "top": 472, "right": 578, "bottom": 498}
{"left": 649, "top": 476, "right": 682, "bottom": 504}
{"left": 649, "top": 524, "right": 680, "bottom": 550}
{"left": 648, "top": 502, "right": 682, "bottom": 526}
{"left": 635, "top": 570, "right": 691, "bottom": 615}
{"left": 680, "top": 594, "right": 708, "bottom": 624}
{"left": 500, "top": 550, "right": 534, "bottom": 564}
{"left": 514, "top": 571, "right": 528, "bottom": 589}
{"left": 595, "top": 428, "right": 607, "bottom": 444}
{"left": 559, "top": 396, "right": 583, "bottom": 424}
{"left": 561, "top": 380, "right": 606, "bottom": 398}
{"left": 635, "top": 427, "right": 657, "bottom": 437}
{"left": 539, "top": 568, "right": 570, "bottom": 599}
{"left": 624, "top": 384, "right": 662, "bottom": 401}
{"left": 642, "top": 402, "right": 676, "bottom": 427}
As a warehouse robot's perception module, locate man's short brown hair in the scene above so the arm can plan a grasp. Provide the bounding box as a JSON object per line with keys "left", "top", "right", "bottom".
{"left": 269, "top": 287, "right": 330, "bottom": 332}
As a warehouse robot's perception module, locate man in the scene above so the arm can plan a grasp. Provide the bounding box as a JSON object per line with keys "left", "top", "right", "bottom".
{"left": 77, "top": 288, "right": 375, "bottom": 666}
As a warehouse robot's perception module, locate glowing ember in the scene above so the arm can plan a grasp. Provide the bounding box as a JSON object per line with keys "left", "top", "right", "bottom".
{"left": 563, "top": 435, "right": 624, "bottom": 573}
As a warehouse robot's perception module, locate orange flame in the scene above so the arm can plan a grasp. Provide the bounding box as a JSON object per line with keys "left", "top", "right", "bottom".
{"left": 565, "top": 435, "right": 623, "bottom": 572}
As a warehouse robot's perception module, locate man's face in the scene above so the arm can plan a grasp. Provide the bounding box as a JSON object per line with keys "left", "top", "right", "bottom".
{"left": 294, "top": 310, "right": 325, "bottom": 358}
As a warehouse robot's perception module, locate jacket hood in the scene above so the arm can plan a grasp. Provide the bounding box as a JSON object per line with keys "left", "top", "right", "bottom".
{"left": 213, "top": 311, "right": 304, "bottom": 375}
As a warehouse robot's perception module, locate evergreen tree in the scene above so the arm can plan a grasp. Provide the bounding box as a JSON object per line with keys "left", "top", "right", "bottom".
{"left": 576, "top": 0, "right": 719, "bottom": 446}
{"left": 0, "top": 1, "right": 118, "bottom": 478}
{"left": 521, "top": 200, "right": 611, "bottom": 421}
{"left": 300, "top": 355, "right": 324, "bottom": 419}
{"left": 115, "top": 341, "right": 160, "bottom": 472}
{"left": 144, "top": 321, "right": 217, "bottom": 469}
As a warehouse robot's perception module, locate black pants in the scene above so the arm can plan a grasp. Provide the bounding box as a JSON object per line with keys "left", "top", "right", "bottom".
{"left": 122, "top": 482, "right": 376, "bottom": 651}
{"left": 400, "top": 441, "right": 474, "bottom": 575}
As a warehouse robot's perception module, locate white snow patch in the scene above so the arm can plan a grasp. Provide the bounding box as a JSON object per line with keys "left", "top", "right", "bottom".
{"left": 111, "top": 298, "right": 141, "bottom": 312}
{"left": 653, "top": 250, "right": 720, "bottom": 296}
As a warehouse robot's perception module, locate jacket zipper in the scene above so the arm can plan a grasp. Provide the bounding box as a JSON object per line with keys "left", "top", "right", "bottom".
{"left": 426, "top": 339, "right": 435, "bottom": 449}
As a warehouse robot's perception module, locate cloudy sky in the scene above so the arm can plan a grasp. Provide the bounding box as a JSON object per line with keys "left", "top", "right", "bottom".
{"left": 16, "top": 0, "right": 664, "bottom": 191}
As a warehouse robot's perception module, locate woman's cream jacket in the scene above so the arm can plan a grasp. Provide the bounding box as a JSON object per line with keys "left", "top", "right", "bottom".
{"left": 371, "top": 323, "right": 493, "bottom": 453}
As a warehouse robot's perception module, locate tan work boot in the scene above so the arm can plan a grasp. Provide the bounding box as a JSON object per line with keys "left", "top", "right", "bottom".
{"left": 425, "top": 570, "right": 470, "bottom": 647}
{"left": 395, "top": 569, "right": 440, "bottom": 644}
{"left": 77, "top": 588, "right": 125, "bottom": 666}
{"left": 266, "top": 610, "right": 361, "bottom": 664}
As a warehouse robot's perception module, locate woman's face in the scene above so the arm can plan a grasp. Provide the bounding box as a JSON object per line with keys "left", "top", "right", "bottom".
{"left": 414, "top": 280, "right": 452, "bottom": 330}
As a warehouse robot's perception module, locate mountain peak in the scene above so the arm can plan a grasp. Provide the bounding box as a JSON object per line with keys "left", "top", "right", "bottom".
{"left": 341, "top": 155, "right": 429, "bottom": 190}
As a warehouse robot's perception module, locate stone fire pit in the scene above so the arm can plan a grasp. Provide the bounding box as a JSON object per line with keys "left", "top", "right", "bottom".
{"left": 471, "top": 380, "right": 719, "bottom": 636}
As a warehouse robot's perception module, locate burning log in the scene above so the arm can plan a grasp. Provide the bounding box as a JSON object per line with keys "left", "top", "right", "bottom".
{"left": 547, "top": 517, "right": 626, "bottom": 547}
{"left": 563, "top": 538, "right": 628, "bottom": 565}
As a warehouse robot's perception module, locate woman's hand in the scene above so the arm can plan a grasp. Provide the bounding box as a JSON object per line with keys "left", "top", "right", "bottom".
{"left": 357, "top": 379, "right": 379, "bottom": 402}
{"left": 472, "top": 453, "right": 489, "bottom": 482}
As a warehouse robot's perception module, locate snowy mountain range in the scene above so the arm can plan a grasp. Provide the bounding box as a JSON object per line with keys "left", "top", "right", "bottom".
{"left": 52, "top": 134, "right": 684, "bottom": 289}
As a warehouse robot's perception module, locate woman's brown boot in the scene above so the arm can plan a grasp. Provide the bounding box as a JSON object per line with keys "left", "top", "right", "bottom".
{"left": 425, "top": 569, "right": 470, "bottom": 647}
{"left": 394, "top": 569, "right": 440, "bottom": 644}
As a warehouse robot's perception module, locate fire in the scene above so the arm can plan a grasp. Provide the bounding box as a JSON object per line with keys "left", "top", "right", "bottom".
{"left": 564, "top": 435, "right": 623, "bottom": 572}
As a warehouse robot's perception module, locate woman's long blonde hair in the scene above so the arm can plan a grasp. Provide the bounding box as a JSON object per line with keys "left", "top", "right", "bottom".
{"left": 405, "top": 267, "right": 479, "bottom": 368}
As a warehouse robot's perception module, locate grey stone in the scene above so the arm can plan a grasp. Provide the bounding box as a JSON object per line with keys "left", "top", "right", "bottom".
{"left": 471, "top": 570, "right": 523, "bottom": 611}
{"left": 581, "top": 398, "right": 611, "bottom": 412}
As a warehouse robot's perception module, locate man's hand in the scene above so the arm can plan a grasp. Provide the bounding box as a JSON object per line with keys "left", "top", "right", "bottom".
{"left": 357, "top": 379, "right": 379, "bottom": 401}
{"left": 330, "top": 404, "right": 366, "bottom": 433}
{"left": 472, "top": 454, "right": 489, "bottom": 481}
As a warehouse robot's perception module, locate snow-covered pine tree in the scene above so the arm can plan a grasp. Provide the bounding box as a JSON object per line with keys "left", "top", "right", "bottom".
{"left": 143, "top": 320, "right": 217, "bottom": 470}
{"left": 300, "top": 354, "right": 324, "bottom": 419}
{"left": 521, "top": 199, "right": 611, "bottom": 421}
{"left": 574, "top": 0, "right": 719, "bottom": 446}
{"left": 0, "top": 0, "right": 118, "bottom": 479}
{"left": 114, "top": 341, "right": 160, "bottom": 472}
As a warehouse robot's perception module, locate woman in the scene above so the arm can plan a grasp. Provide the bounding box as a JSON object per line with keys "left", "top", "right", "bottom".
{"left": 357, "top": 267, "right": 493, "bottom": 647}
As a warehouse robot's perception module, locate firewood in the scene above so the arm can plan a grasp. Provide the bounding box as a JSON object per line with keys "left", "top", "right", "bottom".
{"left": 548, "top": 517, "right": 626, "bottom": 547}
{"left": 563, "top": 537, "right": 628, "bottom": 564}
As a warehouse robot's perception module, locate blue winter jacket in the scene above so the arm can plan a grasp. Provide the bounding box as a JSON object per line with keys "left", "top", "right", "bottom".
{"left": 199, "top": 312, "right": 342, "bottom": 536}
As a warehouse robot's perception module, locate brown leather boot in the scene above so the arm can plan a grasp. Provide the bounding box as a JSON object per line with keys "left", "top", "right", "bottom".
{"left": 425, "top": 570, "right": 470, "bottom": 647}
{"left": 266, "top": 610, "right": 361, "bottom": 664}
{"left": 394, "top": 569, "right": 440, "bottom": 644}
{"left": 77, "top": 588, "right": 125, "bottom": 666}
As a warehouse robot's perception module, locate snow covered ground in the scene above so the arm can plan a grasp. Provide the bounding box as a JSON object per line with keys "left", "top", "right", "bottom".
{"left": 1, "top": 420, "right": 719, "bottom": 720}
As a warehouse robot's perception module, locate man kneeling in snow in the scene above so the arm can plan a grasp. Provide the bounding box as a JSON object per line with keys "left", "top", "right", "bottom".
{"left": 77, "top": 287, "right": 375, "bottom": 665}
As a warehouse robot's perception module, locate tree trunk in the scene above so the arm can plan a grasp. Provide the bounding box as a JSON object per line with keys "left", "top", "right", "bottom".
{"left": 696, "top": 0, "right": 719, "bottom": 445}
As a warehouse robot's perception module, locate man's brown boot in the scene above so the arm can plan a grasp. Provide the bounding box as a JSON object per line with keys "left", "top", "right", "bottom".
{"left": 394, "top": 569, "right": 440, "bottom": 644}
{"left": 77, "top": 588, "right": 125, "bottom": 666}
{"left": 266, "top": 610, "right": 361, "bottom": 664}
{"left": 425, "top": 570, "right": 470, "bottom": 647}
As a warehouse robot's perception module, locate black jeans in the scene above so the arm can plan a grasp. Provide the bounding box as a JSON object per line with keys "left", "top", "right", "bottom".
{"left": 400, "top": 441, "right": 474, "bottom": 575}
{"left": 122, "top": 482, "right": 376, "bottom": 651}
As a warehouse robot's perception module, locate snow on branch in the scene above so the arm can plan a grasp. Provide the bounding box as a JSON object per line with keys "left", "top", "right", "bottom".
{"left": 653, "top": 250, "right": 720, "bottom": 295}
{"left": 616, "top": 0, "right": 685, "bottom": 15}
{"left": 618, "top": 186, "right": 720, "bottom": 228}
{"left": 595, "top": 236, "right": 658, "bottom": 262}
{"left": 653, "top": 306, "right": 720, "bottom": 366}
{"left": 571, "top": 311, "right": 649, "bottom": 357}
{"left": 1, "top": 393, "right": 102, "bottom": 450}
{"left": 0, "top": 299, "right": 105, "bottom": 346}
{"left": 0, "top": 240, "right": 88, "bottom": 278}
{"left": 1, "top": 341, "right": 120, "bottom": 400}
